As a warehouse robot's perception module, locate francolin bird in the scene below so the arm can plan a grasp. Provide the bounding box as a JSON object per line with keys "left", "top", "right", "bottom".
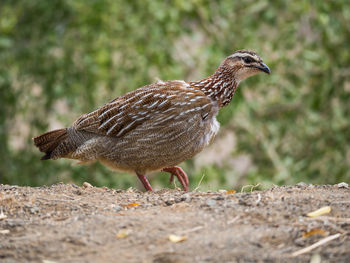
{"left": 33, "top": 50, "right": 270, "bottom": 192}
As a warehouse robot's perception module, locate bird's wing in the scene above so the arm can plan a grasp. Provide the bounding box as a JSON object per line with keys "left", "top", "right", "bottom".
{"left": 73, "top": 81, "right": 213, "bottom": 138}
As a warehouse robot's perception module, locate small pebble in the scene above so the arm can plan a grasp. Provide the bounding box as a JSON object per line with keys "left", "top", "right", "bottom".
{"left": 6, "top": 219, "right": 24, "bottom": 227}
{"left": 180, "top": 194, "right": 191, "bottom": 202}
{"left": 148, "top": 244, "right": 155, "bottom": 250}
{"left": 126, "top": 187, "right": 135, "bottom": 193}
{"left": 114, "top": 205, "right": 123, "bottom": 212}
{"left": 141, "top": 203, "right": 153, "bottom": 208}
{"left": 0, "top": 213, "right": 7, "bottom": 220}
{"left": 206, "top": 199, "right": 216, "bottom": 207}
{"left": 74, "top": 189, "right": 82, "bottom": 195}
{"left": 82, "top": 182, "right": 93, "bottom": 188}
{"left": 336, "top": 182, "right": 349, "bottom": 189}
{"left": 30, "top": 207, "right": 40, "bottom": 214}
{"left": 0, "top": 229, "right": 10, "bottom": 234}
{"left": 165, "top": 198, "right": 175, "bottom": 206}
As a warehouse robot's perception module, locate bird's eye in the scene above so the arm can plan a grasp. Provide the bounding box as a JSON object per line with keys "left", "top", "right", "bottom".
{"left": 243, "top": 57, "right": 254, "bottom": 63}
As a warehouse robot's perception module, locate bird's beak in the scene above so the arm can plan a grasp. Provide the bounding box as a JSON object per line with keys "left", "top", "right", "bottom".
{"left": 256, "top": 62, "right": 270, "bottom": 74}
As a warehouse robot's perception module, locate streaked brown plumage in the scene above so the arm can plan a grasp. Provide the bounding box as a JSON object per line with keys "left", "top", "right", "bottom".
{"left": 33, "top": 50, "right": 270, "bottom": 191}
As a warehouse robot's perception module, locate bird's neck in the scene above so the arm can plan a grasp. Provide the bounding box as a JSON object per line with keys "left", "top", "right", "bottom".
{"left": 189, "top": 68, "right": 239, "bottom": 107}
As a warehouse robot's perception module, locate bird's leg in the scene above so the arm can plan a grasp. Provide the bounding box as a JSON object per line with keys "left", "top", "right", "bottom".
{"left": 162, "top": 166, "right": 189, "bottom": 191}
{"left": 136, "top": 173, "right": 154, "bottom": 192}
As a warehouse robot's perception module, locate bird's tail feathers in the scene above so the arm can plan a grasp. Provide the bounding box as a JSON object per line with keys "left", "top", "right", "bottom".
{"left": 33, "top": 128, "right": 68, "bottom": 160}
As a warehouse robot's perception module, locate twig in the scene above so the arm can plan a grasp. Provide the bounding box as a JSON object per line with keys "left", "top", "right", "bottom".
{"left": 241, "top": 184, "right": 253, "bottom": 192}
{"left": 291, "top": 233, "right": 341, "bottom": 257}
{"left": 193, "top": 174, "right": 206, "bottom": 192}
{"left": 305, "top": 216, "right": 350, "bottom": 223}
{"left": 177, "top": 226, "right": 204, "bottom": 235}
{"left": 172, "top": 178, "right": 178, "bottom": 189}
{"left": 227, "top": 215, "right": 240, "bottom": 225}
{"left": 37, "top": 197, "right": 81, "bottom": 203}
{"left": 61, "top": 194, "right": 76, "bottom": 200}
{"left": 10, "top": 233, "right": 42, "bottom": 241}
{"left": 241, "top": 183, "right": 261, "bottom": 193}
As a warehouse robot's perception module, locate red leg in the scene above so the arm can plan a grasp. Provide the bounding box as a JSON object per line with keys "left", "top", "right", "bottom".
{"left": 137, "top": 173, "right": 154, "bottom": 192}
{"left": 162, "top": 166, "right": 189, "bottom": 191}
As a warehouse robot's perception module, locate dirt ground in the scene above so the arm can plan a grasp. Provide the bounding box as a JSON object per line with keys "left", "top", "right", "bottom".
{"left": 0, "top": 183, "right": 349, "bottom": 263}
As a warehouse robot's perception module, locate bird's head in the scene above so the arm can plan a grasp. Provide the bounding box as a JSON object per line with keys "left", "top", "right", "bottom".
{"left": 220, "top": 50, "right": 270, "bottom": 83}
{"left": 190, "top": 50, "right": 270, "bottom": 107}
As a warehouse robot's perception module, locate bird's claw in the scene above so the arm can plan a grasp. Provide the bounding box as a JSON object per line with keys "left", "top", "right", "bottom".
{"left": 162, "top": 166, "right": 189, "bottom": 191}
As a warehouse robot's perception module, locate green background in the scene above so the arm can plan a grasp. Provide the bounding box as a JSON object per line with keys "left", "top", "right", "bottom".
{"left": 1, "top": 0, "right": 349, "bottom": 191}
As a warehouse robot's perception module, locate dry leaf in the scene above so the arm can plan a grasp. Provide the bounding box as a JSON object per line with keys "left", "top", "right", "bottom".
{"left": 116, "top": 229, "right": 131, "bottom": 238}
{"left": 123, "top": 203, "right": 140, "bottom": 208}
{"left": 307, "top": 206, "right": 331, "bottom": 217}
{"left": 168, "top": 234, "right": 187, "bottom": 243}
{"left": 302, "top": 228, "right": 326, "bottom": 238}
{"left": 226, "top": 190, "right": 236, "bottom": 194}
{"left": 310, "top": 254, "right": 322, "bottom": 263}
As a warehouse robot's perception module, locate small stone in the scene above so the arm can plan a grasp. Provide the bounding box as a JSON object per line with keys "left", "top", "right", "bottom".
{"left": 30, "top": 207, "right": 40, "bottom": 214}
{"left": 206, "top": 199, "right": 216, "bottom": 207}
{"left": 336, "top": 182, "right": 349, "bottom": 189}
{"left": 82, "top": 182, "right": 93, "bottom": 188}
{"left": 0, "top": 229, "right": 10, "bottom": 234}
{"left": 74, "top": 189, "right": 82, "bottom": 195}
{"left": 6, "top": 219, "right": 24, "bottom": 227}
{"left": 296, "top": 182, "right": 307, "bottom": 187}
{"left": 126, "top": 187, "right": 135, "bottom": 193}
{"left": 180, "top": 194, "right": 191, "bottom": 202}
{"left": 141, "top": 203, "right": 153, "bottom": 208}
{"left": 148, "top": 244, "right": 155, "bottom": 250}
{"left": 165, "top": 198, "right": 175, "bottom": 206}
{"left": 294, "top": 237, "right": 306, "bottom": 246}
{"left": 114, "top": 205, "right": 123, "bottom": 212}
{"left": 0, "top": 213, "right": 7, "bottom": 220}
{"left": 174, "top": 197, "right": 183, "bottom": 203}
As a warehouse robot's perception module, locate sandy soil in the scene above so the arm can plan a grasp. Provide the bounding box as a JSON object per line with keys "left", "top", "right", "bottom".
{"left": 0, "top": 183, "right": 349, "bottom": 263}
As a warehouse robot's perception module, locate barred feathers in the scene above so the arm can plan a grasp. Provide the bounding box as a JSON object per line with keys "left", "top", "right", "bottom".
{"left": 33, "top": 128, "right": 68, "bottom": 160}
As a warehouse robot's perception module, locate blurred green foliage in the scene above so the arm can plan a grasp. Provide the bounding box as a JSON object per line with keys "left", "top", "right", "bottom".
{"left": 1, "top": 0, "right": 349, "bottom": 191}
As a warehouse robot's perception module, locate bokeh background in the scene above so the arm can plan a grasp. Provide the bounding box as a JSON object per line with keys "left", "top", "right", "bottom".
{"left": 1, "top": 0, "right": 349, "bottom": 191}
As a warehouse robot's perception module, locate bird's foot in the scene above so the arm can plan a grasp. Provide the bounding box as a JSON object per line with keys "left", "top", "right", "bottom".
{"left": 137, "top": 173, "right": 154, "bottom": 192}
{"left": 162, "top": 166, "right": 189, "bottom": 191}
